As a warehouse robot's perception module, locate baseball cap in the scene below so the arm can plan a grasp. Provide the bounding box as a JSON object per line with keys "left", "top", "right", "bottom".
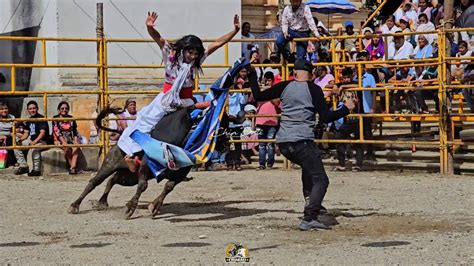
{"left": 244, "top": 104, "right": 257, "bottom": 113}
{"left": 294, "top": 59, "right": 313, "bottom": 73}
{"left": 400, "top": 16, "right": 409, "bottom": 23}
{"left": 344, "top": 20, "right": 353, "bottom": 27}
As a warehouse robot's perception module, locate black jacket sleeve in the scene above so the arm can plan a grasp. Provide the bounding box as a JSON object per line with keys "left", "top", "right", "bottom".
{"left": 249, "top": 71, "right": 289, "bottom": 101}
{"left": 307, "top": 81, "right": 350, "bottom": 123}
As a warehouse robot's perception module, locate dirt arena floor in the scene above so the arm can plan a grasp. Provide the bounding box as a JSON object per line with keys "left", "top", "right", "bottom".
{"left": 0, "top": 168, "right": 472, "bottom": 264}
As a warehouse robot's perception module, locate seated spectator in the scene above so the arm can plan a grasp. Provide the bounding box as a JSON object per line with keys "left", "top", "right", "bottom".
{"left": 380, "top": 15, "right": 401, "bottom": 44}
{"left": 52, "top": 101, "right": 80, "bottom": 175}
{"left": 451, "top": 41, "right": 473, "bottom": 80}
{"left": 416, "top": 13, "right": 437, "bottom": 45}
{"left": 417, "top": 0, "right": 434, "bottom": 22}
{"left": 264, "top": 53, "right": 282, "bottom": 83}
{"left": 277, "top": 0, "right": 320, "bottom": 60}
{"left": 256, "top": 72, "right": 280, "bottom": 170}
{"left": 14, "top": 101, "right": 51, "bottom": 176}
{"left": 398, "top": 16, "right": 415, "bottom": 45}
{"left": 0, "top": 101, "right": 16, "bottom": 167}
{"left": 362, "top": 27, "right": 374, "bottom": 49}
{"left": 317, "top": 25, "right": 331, "bottom": 51}
{"left": 366, "top": 31, "right": 386, "bottom": 60}
{"left": 388, "top": 32, "right": 415, "bottom": 60}
{"left": 413, "top": 34, "right": 434, "bottom": 59}
{"left": 395, "top": 2, "right": 418, "bottom": 26}
{"left": 341, "top": 21, "right": 357, "bottom": 52}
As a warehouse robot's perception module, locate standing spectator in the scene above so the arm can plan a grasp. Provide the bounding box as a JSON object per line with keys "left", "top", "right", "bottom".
{"left": 226, "top": 69, "right": 248, "bottom": 171}
{"left": 334, "top": 68, "right": 365, "bottom": 171}
{"left": 14, "top": 100, "right": 51, "bottom": 176}
{"left": 52, "top": 101, "right": 81, "bottom": 175}
{"left": 380, "top": 15, "right": 401, "bottom": 45}
{"left": 256, "top": 72, "right": 280, "bottom": 170}
{"left": 241, "top": 22, "right": 258, "bottom": 60}
{"left": 277, "top": 0, "right": 320, "bottom": 60}
{"left": 241, "top": 104, "right": 258, "bottom": 165}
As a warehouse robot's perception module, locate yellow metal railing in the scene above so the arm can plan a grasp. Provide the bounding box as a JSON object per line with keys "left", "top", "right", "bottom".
{"left": 1, "top": 28, "right": 473, "bottom": 174}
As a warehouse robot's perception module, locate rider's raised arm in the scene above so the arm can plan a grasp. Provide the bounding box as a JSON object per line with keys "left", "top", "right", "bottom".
{"left": 146, "top": 11, "right": 166, "bottom": 48}
{"left": 206, "top": 15, "right": 240, "bottom": 56}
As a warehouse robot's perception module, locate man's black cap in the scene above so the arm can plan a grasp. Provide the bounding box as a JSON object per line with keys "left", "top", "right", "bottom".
{"left": 294, "top": 59, "right": 313, "bottom": 72}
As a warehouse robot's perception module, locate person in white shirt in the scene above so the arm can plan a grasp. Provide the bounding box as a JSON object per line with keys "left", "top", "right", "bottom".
{"left": 395, "top": 2, "right": 418, "bottom": 26}
{"left": 380, "top": 15, "right": 401, "bottom": 44}
{"left": 276, "top": 0, "right": 320, "bottom": 60}
{"left": 388, "top": 32, "right": 415, "bottom": 60}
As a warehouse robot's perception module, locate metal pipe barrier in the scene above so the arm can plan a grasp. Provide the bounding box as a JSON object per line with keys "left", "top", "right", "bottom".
{"left": 1, "top": 28, "right": 474, "bottom": 174}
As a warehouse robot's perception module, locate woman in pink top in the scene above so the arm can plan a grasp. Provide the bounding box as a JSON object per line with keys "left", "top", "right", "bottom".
{"left": 313, "top": 66, "right": 335, "bottom": 97}
{"left": 256, "top": 72, "right": 280, "bottom": 170}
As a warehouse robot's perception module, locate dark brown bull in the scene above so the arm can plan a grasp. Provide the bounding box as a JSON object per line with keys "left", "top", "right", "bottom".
{"left": 68, "top": 107, "right": 230, "bottom": 218}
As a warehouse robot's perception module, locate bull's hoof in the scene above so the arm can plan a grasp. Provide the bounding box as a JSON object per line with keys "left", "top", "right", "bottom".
{"left": 125, "top": 201, "right": 137, "bottom": 219}
{"left": 68, "top": 205, "right": 79, "bottom": 214}
{"left": 148, "top": 203, "right": 160, "bottom": 217}
{"left": 91, "top": 200, "right": 109, "bottom": 210}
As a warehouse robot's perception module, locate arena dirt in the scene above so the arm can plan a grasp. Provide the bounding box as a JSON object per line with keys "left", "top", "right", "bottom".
{"left": 0, "top": 169, "right": 472, "bottom": 264}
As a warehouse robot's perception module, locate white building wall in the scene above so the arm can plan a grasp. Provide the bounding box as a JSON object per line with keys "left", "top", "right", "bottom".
{"left": 1, "top": 0, "right": 242, "bottom": 90}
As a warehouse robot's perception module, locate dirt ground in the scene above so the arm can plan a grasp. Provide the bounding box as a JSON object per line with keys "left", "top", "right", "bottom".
{"left": 0, "top": 168, "right": 472, "bottom": 264}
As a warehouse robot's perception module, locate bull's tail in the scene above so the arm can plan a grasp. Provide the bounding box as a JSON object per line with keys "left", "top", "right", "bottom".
{"left": 96, "top": 107, "right": 124, "bottom": 133}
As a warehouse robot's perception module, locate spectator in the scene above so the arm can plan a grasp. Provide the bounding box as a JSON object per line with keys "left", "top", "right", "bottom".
{"left": 399, "top": 16, "right": 415, "bottom": 45}
{"left": 334, "top": 67, "right": 365, "bottom": 171}
{"left": 264, "top": 53, "right": 282, "bottom": 83}
{"left": 380, "top": 15, "right": 401, "bottom": 44}
{"left": 250, "top": 49, "right": 264, "bottom": 83}
{"left": 417, "top": 0, "right": 434, "bottom": 22}
{"left": 226, "top": 69, "right": 248, "bottom": 171}
{"left": 388, "top": 32, "right": 415, "bottom": 60}
{"left": 416, "top": 13, "right": 437, "bottom": 45}
{"left": 395, "top": 2, "right": 418, "bottom": 27}
{"left": 366, "top": 30, "right": 386, "bottom": 60}
{"left": 14, "top": 100, "right": 51, "bottom": 176}
{"left": 357, "top": 52, "right": 377, "bottom": 161}
{"left": 452, "top": 41, "right": 473, "bottom": 80}
{"left": 317, "top": 25, "right": 331, "bottom": 51}
{"left": 362, "top": 27, "right": 374, "bottom": 49}
{"left": 118, "top": 98, "right": 137, "bottom": 130}
{"left": 413, "top": 34, "right": 434, "bottom": 59}
{"left": 314, "top": 66, "right": 335, "bottom": 97}
{"left": 52, "top": 101, "right": 80, "bottom": 175}
{"left": 256, "top": 72, "right": 280, "bottom": 170}
{"left": 341, "top": 21, "right": 357, "bottom": 52}
{"left": 277, "top": 0, "right": 320, "bottom": 60}
{"left": 0, "top": 101, "right": 16, "bottom": 167}
{"left": 241, "top": 104, "right": 258, "bottom": 165}
{"left": 241, "top": 22, "right": 258, "bottom": 60}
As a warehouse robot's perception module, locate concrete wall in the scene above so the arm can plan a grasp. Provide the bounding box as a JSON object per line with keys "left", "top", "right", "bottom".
{"left": 1, "top": 0, "right": 242, "bottom": 90}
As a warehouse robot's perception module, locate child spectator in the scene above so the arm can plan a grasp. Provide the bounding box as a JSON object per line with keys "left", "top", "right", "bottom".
{"left": 52, "top": 101, "right": 81, "bottom": 175}
{"left": 256, "top": 72, "right": 280, "bottom": 170}
{"left": 14, "top": 100, "right": 51, "bottom": 176}
{"left": 0, "top": 101, "right": 17, "bottom": 167}
{"left": 366, "top": 31, "right": 386, "bottom": 60}
{"left": 241, "top": 104, "right": 258, "bottom": 165}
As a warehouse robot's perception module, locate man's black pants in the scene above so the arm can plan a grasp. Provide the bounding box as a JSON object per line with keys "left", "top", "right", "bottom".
{"left": 278, "top": 140, "right": 328, "bottom": 221}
